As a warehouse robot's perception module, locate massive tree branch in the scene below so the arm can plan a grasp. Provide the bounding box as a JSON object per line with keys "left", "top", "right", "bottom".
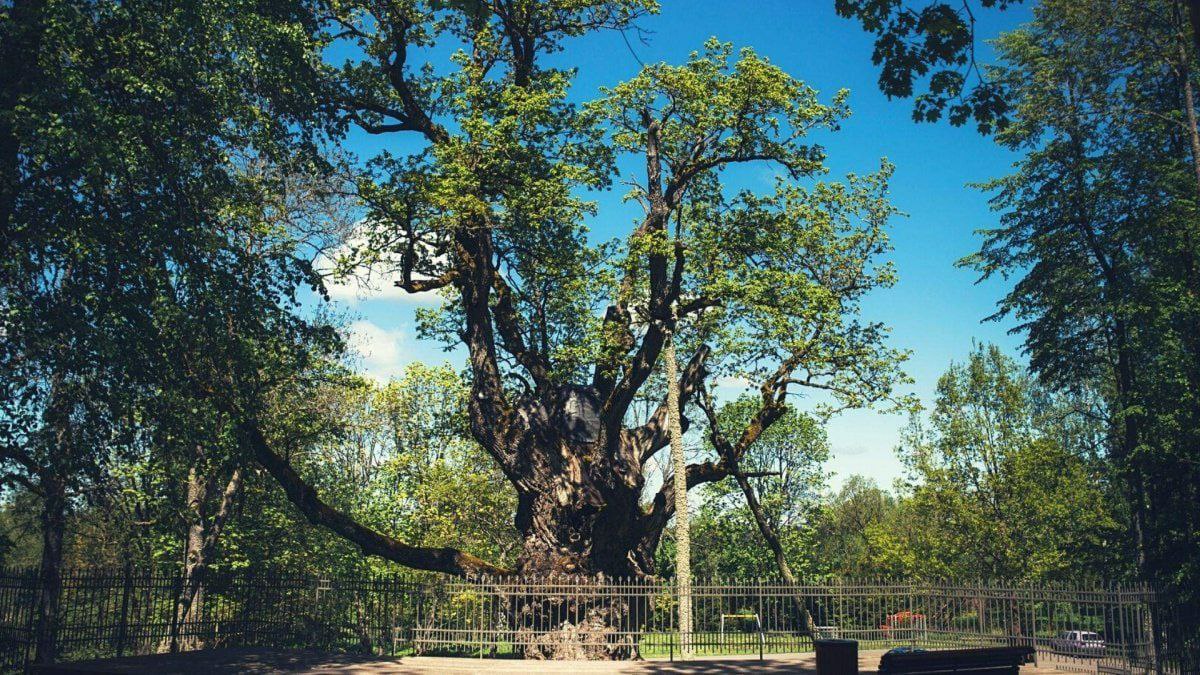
{"left": 603, "top": 238, "right": 684, "bottom": 432}
{"left": 455, "top": 229, "right": 518, "bottom": 469}
{"left": 386, "top": 23, "right": 447, "bottom": 144}
{"left": 491, "top": 273, "right": 550, "bottom": 390}
{"left": 341, "top": 11, "right": 448, "bottom": 145}
{"left": 394, "top": 269, "right": 457, "bottom": 293}
{"left": 492, "top": 0, "right": 537, "bottom": 87}
{"left": 241, "top": 420, "right": 509, "bottom": 577}
{"left": 603, "top": 107, "right": 761, "bottom": 427}
{"left": 599, "top": 113, "right": 671, "bottom": 422}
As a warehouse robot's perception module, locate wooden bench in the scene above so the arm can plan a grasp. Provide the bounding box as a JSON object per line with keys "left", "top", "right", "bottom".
{"left": 877, "top": 646, "right": 1036, "bottom": 674}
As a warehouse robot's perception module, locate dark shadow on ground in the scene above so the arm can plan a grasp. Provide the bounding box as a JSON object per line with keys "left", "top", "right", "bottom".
{"left": 31, "top": 647, "right": 1060, "bottom": 674}
{"left": 30, "top": 648, "right": 837, "bottom": 674}
{"left": 30, "top": 648, "right": 404, "bottom": 674}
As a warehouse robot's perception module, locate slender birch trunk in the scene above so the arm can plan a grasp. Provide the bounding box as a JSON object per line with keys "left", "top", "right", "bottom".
{"left": 664, "top": 333, "right": 692, "bottom": 658}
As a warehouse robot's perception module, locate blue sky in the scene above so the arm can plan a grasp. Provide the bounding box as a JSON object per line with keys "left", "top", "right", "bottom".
{"left": 326, "top": 1, "right": 1034, "bottom": 491}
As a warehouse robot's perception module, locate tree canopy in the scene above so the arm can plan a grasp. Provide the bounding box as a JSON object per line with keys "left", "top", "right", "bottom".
{"left": 237, "top": 1, "right": 912, "bottom": 578}
{"left": 1, "top": 0, "right": 1197, "bottom": 664}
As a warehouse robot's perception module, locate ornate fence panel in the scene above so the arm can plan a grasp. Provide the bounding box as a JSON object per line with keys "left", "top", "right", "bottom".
{"left": 0, "top": 569, "right": 1192, "bottom": 673}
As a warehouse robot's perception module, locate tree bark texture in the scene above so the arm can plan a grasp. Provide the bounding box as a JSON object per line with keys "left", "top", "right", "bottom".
{"left": 34, "top": 473, "right": 65, "bottom": 665}
{"left": 664, "top": 335, "right": 693, "bottom": 657}
{"left": 169, "top": 460, "right": 243, "bottom": 652}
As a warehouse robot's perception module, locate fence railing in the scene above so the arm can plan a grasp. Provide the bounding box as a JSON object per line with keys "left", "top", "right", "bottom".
{"left": 0, "top": 568, "right": 1194, "bottom": 673}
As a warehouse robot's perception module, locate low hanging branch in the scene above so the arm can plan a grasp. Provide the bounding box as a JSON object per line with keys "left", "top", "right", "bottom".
{"left": 239, "top": 421, "right": 510, "bottom": 577}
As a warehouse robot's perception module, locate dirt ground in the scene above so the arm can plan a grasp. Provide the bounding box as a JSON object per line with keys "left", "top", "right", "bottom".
{"left": 32, "top": 647, "right": 1080, "bottom": 674}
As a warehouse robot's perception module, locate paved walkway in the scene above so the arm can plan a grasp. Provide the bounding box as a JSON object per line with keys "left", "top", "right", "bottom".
{"left": 34, "top": 648, "right": 1077, "bottom": 674}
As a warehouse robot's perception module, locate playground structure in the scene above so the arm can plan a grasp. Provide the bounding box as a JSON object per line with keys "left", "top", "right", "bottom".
{"left": 718, "top": 613, "right": 764, "bottom": 653}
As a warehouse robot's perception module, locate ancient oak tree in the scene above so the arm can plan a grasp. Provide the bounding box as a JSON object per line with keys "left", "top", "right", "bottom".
{"left": 249, "top": 1, "right": 908, "bottom": 579}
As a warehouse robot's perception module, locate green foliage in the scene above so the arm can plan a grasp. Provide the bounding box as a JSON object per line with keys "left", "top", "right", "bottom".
{"left": 591, "top": 39, "right": 908, "bottom": 410}
{"left": 704, "top": 398, "right": 830, "bottom": 541}
{"left": 683, "top": 163, "right": 906, "bottom": 413}
{"left": 961, "top": 0, "right": 1200, "bottom": 602}
{"left": 592, "top": 38, "right": 847, "bottom": 177}
{"left": 811, "top": 476, "right": 897, "bottom": 577}
{"left": 296, "top": 364, "right": 520, "bottom": 569}
{"left": 886, "top": 345, "right": 1124, "bottom": 581}
{"left": 7, "top": 0, "right": 1177, "bottom": 606}
{"left": 0, "top": 0, "right": 337, "bottom": 502}
{"left": 0, "top": 363, "right": 519, "bottom": 576}
{"left": 835, "top": 0, "right": 1020, "bottom": 132}
{"left": 333, "top": 1, "right": 909, "bottom": 415}
{"left": 677, "top": 347, "right": 1126, "bottom": 585}
{"left": 333, "top": 1, "right": 651, "bottom": 382}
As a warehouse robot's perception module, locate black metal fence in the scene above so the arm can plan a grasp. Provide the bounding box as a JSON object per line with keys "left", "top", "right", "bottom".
{"left": 0, "top": 568, "right": 1194, "bottom": 673}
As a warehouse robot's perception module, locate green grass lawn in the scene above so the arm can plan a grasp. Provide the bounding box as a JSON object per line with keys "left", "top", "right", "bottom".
{"left": 403, "top": 630, "right": 1007, "bottom": 660}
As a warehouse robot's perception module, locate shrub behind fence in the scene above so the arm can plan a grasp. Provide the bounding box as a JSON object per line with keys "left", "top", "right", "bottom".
{"left": 0, "top": 568, "right": 1194, "bottom": 673}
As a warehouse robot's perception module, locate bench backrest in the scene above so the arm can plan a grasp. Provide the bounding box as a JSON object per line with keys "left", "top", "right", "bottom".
{"left": 878, "top": 646, "right": 1035, "bottom": 674}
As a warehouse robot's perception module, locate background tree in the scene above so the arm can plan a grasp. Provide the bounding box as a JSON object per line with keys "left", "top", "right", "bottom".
{"left": 962, "top": 0, "right": 1200, "bottom": 616}
{"left": 0, "top": 0, "right": 334, "bottom": 660}
{"left": 288, "top": 364, "right": 521, "bottom": 570}
{"left": 811, "top": 476, "right": 897, "bottom": 577}
{"left": 888, "top": 345, "right": 1123, "bottom": 581}
{"left": 695, "top": 395, "right": 828, "bottom": 584}
{"left": 836, "top": 0, "right": 1200, "bottom": 132}
{"left": 842, "top": 0, "right": 1200, "bottom": 644}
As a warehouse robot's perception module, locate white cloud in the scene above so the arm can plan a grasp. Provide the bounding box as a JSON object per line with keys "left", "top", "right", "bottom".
{"left": 714, "top": 375, "right": 754, "bottom": 391}
{"left": 315, "top": 251, "right": 445, "bottom": 306}
{"left": 833, "top": 443, "right": 870, "bottom": 457}
{"left": 345, "top": 320, "right": 408, "bottom": 382}
{"left": 312, "top": 221, "right": 448, "bottom": 306}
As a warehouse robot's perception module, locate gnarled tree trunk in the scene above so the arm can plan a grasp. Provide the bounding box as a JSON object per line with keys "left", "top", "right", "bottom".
{"left": 168, "top": 460, "right": 243, "bottom": 653}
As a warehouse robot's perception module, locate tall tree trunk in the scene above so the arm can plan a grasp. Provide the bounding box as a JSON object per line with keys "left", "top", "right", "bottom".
{"left": 169, "top": 463, "right": 243, "bottom": 652}
{"left": 731, "top": 469, "right": 816, "bottom": 636}
{"left": 1183, "top": 74, "right": 1200, "bottom": 195}
{"left": 34, "top": 473, "right": 66, "bottom": 665}
{"left": 664, "top": 334, "right": 692, "bottom": 658}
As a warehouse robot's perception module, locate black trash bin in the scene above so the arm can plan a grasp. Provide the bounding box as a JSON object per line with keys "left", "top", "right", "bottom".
{"left": 815, "top": 638, "right": 859, "bottom": 675}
